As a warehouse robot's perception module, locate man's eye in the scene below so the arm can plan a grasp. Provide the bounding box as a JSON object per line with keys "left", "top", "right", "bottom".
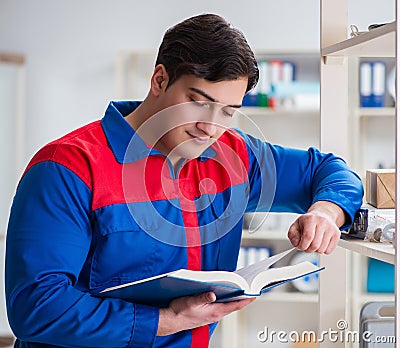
{"left": 192, "top": 100, "right": 210, "bottom": 108}
{"left": 222, "top": 108, "right": 234, "bottom": 117}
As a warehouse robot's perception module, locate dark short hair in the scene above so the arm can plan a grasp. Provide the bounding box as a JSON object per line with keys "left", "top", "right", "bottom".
{"left": 155, "top": 13, "right": 259, "bottom": 93}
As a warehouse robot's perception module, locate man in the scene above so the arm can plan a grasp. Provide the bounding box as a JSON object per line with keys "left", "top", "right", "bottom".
{"left": 5, "top": 13, "right": 363, "bottom": 348}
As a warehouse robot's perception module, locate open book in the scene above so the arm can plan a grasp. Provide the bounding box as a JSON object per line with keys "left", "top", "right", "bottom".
{"left": 94, "top": 248, "right": 323, "bottom": 307}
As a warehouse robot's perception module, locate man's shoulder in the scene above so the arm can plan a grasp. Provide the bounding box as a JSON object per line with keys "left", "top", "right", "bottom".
{"left": 33, "top": 120, "right": 104, "bottom": 161}
{"left": 54, "top": 120, "right": 103, "bottom": 146}
{"left": 23, "top": 120, "right": 108, "bottom": 184}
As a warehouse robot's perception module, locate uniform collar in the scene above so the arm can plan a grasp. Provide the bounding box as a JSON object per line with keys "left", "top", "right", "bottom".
{"left": 101, "top": 100, "right": 216, "bottom": 164}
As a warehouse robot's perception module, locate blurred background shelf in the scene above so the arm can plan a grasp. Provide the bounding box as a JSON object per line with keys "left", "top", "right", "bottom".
{"left": 259, "top": 290, "right": 318, "bottom": 303}
{"left": 356, "top": 107, "right": 395, "bottom": 117}
{"left": 239, "top": 107, "right": 319, "bottom": 117}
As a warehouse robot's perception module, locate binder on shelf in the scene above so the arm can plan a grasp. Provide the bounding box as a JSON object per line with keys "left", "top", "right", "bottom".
{"left": 257, "top": 60, "right": 270, "bottom": 107}
{"left": 269, "top": 60, "right": 283, "bottom": 83}
{"left": 268, "top": 60, "right": 283, "bottom": 108}
{"left": 282, "top": 61, "right": 296, "bottom": 83}
{"left": 237, "top": 247, "right": 247, "bottom": 269}
{"left": 247, "top": 59, "right": 298, "bottom": 108}
{"left": 242, "top": 89, "right": 258, "bottom": 107}
{"left": 360, "top": 62, "right": 372, "bottom": 107}
{"left": 367, "top": 258, "right": 394, "bottom": 293}
{"left": 372, "top": 61, "right": 386, "bottom": 107}
{"left": 360, "top": 61, "right": 386, "bottom": 107}
{"left": 237, "top": 246, "right": 273, "bottom": 269}
{"left": 246, "top": 247, "right": 259, "bottom": 265}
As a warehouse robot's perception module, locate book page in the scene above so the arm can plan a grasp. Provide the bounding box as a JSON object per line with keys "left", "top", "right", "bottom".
{"left": 234, "top": 247, "right": 295, "bottom": 285}
{"left": 173, "top": 269, "right": 250, "bottom": 292}
{"left": 250, "top": 261, "right": 321, "bottom": 294}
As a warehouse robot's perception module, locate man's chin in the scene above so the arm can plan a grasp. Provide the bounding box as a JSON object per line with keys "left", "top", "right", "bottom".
{"left": 173, "top": 145, "right": 210, "bottom": 161}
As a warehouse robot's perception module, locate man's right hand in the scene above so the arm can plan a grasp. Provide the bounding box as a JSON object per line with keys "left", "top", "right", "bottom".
{"left": 157, "top": 292, "right": 255, "bottom": 336}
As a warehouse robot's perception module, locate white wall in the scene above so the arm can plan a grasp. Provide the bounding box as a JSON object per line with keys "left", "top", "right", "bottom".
{"left": 0, "top": 0, "right": 322, "bottom": 164}
{"left": 0, "top": 0, "right": 394, "bottom": 164}
{"left": 348, "top": 0, "right": 395, "bottom": 31}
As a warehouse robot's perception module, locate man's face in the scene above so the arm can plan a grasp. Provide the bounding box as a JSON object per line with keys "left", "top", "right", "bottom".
{"left": 147, "top": 75, "right": 248, "bottom": 164}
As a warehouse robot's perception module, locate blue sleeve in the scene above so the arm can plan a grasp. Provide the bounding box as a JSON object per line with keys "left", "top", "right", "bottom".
{"left": 237, "top": 131, "right": 364, "bottom": 229}
{"left": 5, "top": 161, "right": 159, "bottom": 347}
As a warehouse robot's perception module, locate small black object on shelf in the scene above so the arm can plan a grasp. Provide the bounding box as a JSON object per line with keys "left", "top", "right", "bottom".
{"left": 342, "top": 208, "right": 368, "bottom": 240}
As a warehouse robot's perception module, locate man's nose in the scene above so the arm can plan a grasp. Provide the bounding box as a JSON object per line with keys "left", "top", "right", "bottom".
{"left": 196, "top": 122, "right": 217, "bottom": 137}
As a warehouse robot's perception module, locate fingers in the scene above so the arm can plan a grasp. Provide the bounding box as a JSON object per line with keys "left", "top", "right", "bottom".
{"left": 184, "top": 292, "right": 216, "bottom": 309}
{"left": 184, "top": 292, "right": 255, "bottom": 316}
{"left": 213, "top": 297, "right": 256, "bottom": 316}
{"left": 288, "top": 214, "right": 341, "bottom": 254}
{"left": 168, "top": 292, "right": 255, "bottom": 333}
{"left": 289, "top": 216, "right": 317, "bottom": 251}
{"left": 288, "top": 220, "right": 301, "bottom": 247}
{"left": 198, "top": 291, "right": 216, "bottom": 304}
{"left": 324, "top": 229, "right": 341, "bottom": 254}
{"left": 193, "top": 292, "right": 254, "bottom": 312}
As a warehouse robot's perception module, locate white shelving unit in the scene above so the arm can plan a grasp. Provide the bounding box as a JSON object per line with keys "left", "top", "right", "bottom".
{"left": 321, "top": 22, "right": 395, "bottom": 58}
{"left": 356, "top": 107, "right": 395, "bottom": 117}
{"left": 348, "top": 54, "right": 395, "bottom": 175}
{"left": 349, "top": 251, "right": 395, "bottom": 336}
{"left": 319, "top": 1, "right": 399, "bottom": 346}
{"left": 338, "top": 239, "right": 395, "bottom": 264}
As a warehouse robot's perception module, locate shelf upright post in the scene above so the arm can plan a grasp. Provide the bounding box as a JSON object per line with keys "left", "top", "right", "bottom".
{"left": 320, "top": 0, "right": 350, "bottom": 346}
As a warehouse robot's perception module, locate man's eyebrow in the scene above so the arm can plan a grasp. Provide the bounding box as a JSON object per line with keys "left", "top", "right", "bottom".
{"left": 189, "top": 87, "right": 242, "bottom": 109}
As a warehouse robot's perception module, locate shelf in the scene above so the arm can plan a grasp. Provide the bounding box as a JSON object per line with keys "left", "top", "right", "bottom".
{"left": 356, "top": 107, "right": 395, "bottom": 117}
{"left": 0, "top": 53, "right": 25, "bottom": 65}
{"left": 356, "top": 292, "right": 394, "bottom": 304}
{"left": 257, "top": 290, "right": 318, "bottom": 303}
{"left": 242, "top": 229, "right": 287, "bottom": 241}
{"left": 338, "top": 238, "right": 395, "bottom": 264}
{"left": 254, "top": 50, "right": 319, "bottom": 57}
{"left": 239, "top": 107, "right": 319, "bottom": 117}
{"left": 322, "top": 22, "right": 395, "bottom": 58}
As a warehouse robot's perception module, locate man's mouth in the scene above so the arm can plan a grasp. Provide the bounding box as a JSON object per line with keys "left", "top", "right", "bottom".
{"left": 187, "top": 132, "right": 210, "bottom": 145}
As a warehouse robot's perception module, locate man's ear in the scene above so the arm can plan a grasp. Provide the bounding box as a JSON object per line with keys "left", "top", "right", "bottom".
{"left": 150, "top": 64, "right": 169, "bottom": 97}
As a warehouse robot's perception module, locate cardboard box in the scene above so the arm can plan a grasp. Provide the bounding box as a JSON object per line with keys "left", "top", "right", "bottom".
{"left": 366, "top": 169, "right": 395, "bottom": 209}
